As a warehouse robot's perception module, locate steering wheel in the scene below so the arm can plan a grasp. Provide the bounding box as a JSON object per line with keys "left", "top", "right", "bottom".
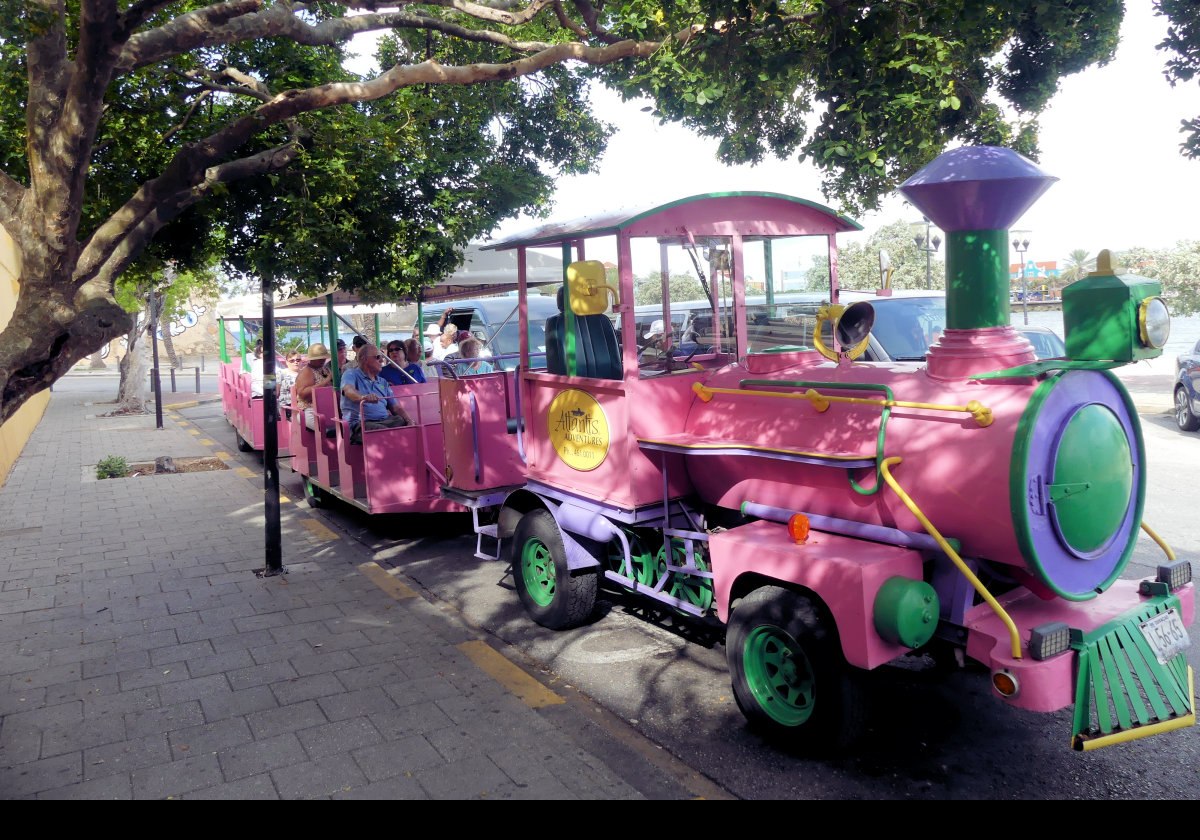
{"left": 663, "top": 345, "right": 700, "bottom": 373}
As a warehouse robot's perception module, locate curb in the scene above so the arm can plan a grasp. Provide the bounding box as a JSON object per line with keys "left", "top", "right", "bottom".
{"left": 161, "top": 395, "right": 222, "bottom": 409}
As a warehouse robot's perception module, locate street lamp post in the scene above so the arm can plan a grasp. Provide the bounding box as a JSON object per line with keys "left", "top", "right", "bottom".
{"left": 1011, "top": 232, "right": 1031, "bottom": 325}
{"left": 913, "top": 218, "right": 941, "bottom": 290}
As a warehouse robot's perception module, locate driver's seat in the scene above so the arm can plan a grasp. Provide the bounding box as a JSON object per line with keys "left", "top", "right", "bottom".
{"left": 545, "top": 288, "right": 622, "bottom": 380}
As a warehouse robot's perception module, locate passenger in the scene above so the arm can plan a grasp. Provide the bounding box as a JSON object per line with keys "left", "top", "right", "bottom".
{"left": 403, "top": 338, "right": 429, "bottom": 383}
{"left": 456, "top": 337, "right": 494, "bottom": 374}
{"left": 278, "top": 351, "right": 302, "bottom": 415}
{"left": 249, "top": 341, "right": 265, "bottom": 397}
{"left": 677, "top": 329, "right": 702, "bottom": 357}
{"left": 422, "top": 322, "right": 443, "bottom": 355}
{"left": 340, "top": 343, "right": 414, "bottom": 444}
{"left": 344, "top": 334, "right": 368, "bottom": 371}
{"left": 431, "top": 323, "right": 459, "bottom": 363}
{"left": 380, "top": 340, "right": 423, "bottom": 386}
{"left": 294, "top": 343, "right": 335, "bottom": 430}
{"left": 415, "top": 307, "right": 456, "bottom": 343}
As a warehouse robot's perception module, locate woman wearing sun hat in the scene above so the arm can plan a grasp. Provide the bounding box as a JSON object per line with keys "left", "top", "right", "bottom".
{"left": 294, "top": 342, "right": 334, "bottom": 430}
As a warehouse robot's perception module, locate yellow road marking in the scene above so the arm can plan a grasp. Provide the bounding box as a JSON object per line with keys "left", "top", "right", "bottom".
{"left": 235, "top": 466, "right": 256, "bottom": 478}
{"left": 257, "top": 489, "right": 292, "bottom": 504}
{"left": 214, "top": 451, "right": 230, "bottom": 459}
{"left": 186, "top": 429, "right": 199, "bottom": 435}
{"left": 456, "top": 640, "right": 564, "bottom": 709}
{"left": 301, "top": 517, "right": 341, "bottom": 542}
{"left": 198, "top": 438, "right": 214, "bottom": 446}
{"left": 358, "top": 561, "right": 418, "bottom": 599}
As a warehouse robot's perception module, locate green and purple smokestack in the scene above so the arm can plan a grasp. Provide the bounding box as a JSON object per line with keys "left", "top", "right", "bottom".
{"left": 900, "top": 146, "right": 1058, "bottom": 331}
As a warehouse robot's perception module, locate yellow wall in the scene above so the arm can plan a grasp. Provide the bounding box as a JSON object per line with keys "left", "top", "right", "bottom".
{"left": 0, "top": 226, "right": 49, "bottom": 486}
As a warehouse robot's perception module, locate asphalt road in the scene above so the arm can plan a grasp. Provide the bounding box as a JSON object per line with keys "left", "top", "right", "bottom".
{"left": 178, "top": 383, "right": 1200, "bottom": 800}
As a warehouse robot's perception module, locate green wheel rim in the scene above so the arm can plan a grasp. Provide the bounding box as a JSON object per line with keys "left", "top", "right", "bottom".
{"left": 660, "top": 543, "right": 714, "bottom": 611}
{"left": 304, "top": 479, "right": 320, "bottom": 503}
{"left": 607, "top": 534, "right": 657, "bottom": 587}
{"left": 521, "top": 538, "right": 556, "bottom": 607}
{"left": 743, "top": 626, "right": 816, "bottom": 727}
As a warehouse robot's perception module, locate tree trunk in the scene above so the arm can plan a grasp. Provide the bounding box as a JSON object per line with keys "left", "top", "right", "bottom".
{"left": 116, "top": 314, "right": 150, "bottom": 412}
{"left": 161, "top": 326, "right": 181, "bottom": 369}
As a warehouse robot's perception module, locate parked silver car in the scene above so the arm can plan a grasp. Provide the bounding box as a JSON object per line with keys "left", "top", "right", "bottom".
{"left": 1175, "top": 339, "right": 1200, "bottom": 432}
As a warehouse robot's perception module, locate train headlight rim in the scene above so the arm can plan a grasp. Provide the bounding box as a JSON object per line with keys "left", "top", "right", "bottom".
{"left": 1137, "top": 296, "right": 1170, "bottom": 349}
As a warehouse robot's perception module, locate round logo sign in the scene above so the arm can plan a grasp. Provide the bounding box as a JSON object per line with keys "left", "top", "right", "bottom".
{"left": 547, "top": 389, "right": 610, "bottom": 471}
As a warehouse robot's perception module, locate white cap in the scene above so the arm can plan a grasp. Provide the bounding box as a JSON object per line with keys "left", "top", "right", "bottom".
{"left": 424, "top": 323, "right": 443, "bottom": 337}
{"left": 644, "top": 319, "right": 665, "bottom": 340}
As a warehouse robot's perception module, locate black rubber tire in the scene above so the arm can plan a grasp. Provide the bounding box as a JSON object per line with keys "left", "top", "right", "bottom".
{"left": 235, "top": 430, "right": 253, "bottom": 452}
{"left": 1175, "top": 386, "right": 1200, "bottom": 432}
{"left": 511, "top": 509, "right": 597, "bottom": 630}
{"left": 727, "top": 585, "right": 866, "bottom": 751}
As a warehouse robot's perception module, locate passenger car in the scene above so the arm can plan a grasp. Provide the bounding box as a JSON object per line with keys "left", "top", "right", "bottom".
{"left": 1175, "top": 339, "right": 1200, "bottom": 432}
{"left": 852, "top": 293, "right": 1065, "bottom": 362}
{"left": 1014, "top": 325, "right": 1066, "bottom": 360}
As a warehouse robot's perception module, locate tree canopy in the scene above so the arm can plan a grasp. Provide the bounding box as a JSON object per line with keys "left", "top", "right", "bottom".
{"left": 815, "top": 220, "right": 947, "bottom": 291}
{"left": 1118, "top": 240, "right": 1200, "bottom": 316}
{"left": 0, "top": 0, "right": 1152, "bottom": 422}
{"left": 1157, "top": 0, "right": 1200, "bottom": 158}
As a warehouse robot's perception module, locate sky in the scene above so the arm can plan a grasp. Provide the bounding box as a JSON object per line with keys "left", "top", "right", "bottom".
{"left": 489, "top": 2, "right": 1200, "bottom": 269}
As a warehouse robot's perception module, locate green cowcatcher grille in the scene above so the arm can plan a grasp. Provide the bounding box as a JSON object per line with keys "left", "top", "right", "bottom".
{"left": 1071, "top": 595, "right": 1194, "bottom": 750}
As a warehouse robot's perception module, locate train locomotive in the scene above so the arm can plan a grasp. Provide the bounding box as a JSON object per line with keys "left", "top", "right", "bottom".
{"left": 446, "top": 145, "right": 1194, "bottom": 750}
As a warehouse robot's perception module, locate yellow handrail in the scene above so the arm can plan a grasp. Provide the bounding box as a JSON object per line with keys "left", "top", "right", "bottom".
{"left": 692, "top": 382, "right": 993, "bottom": 427}
{"left": 1140, "top": 521, "right": 1177, "bottom": 563}
{"left": 879, "top": 457, "right": 1022, "bottom": 660}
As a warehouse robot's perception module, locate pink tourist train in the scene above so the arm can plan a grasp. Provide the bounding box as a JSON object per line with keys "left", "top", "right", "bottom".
{"left": 222, "top": 146, "right": 1194, "bottom": 751}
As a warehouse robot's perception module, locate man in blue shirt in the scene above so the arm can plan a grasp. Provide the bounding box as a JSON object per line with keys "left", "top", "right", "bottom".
{"left": 340, "top": 343, "right": 414, "bottom": 444}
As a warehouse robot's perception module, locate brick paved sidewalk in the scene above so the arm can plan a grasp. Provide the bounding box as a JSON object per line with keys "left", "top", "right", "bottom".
{"left": 0, "top": 386, "right": 714, "bottom": 799}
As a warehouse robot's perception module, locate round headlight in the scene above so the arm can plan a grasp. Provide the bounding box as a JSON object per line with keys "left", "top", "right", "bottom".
{"left": 1138, "top": 296, "right": 1170, "bottom": 349}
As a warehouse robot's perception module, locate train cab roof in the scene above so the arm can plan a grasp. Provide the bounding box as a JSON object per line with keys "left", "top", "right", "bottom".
{"left": 484, "top": 192, "right": 861, "bottom": 251}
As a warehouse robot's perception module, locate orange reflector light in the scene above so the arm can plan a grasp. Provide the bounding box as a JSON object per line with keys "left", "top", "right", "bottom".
{"left": 788, "top": 514, "right": 810, "bottom": 544}
{"left": 992, "top": 670, "right": 1019, "bottom": 698}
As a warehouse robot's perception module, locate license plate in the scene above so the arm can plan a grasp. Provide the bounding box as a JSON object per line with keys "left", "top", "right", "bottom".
{"left": 1139, "top": 608, "right": 1191, "bottom": 666}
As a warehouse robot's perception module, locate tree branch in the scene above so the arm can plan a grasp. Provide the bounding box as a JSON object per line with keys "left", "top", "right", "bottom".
{"left": 25, "top": 0, "right": 71, "bottom": 200}
{"left": 82, "top": 30, "right": 671, "bottom": 293}
{"left": 403, "top": 0, "right": 560, "bottom": 28}
{"left": 117, "top": 0, "right": 183, "bottom": 38}
{"left": 161, "top": 90, "right": 214, "bottom": 144}
{"left": 176, "top": 67, "right": 273, "bottom": 103}
{"left": 77, "top": 138, "right": 301, "bottom": 290}
{"left": 50, "top": 0, "right": 126, "bottom": 239}
{"left": 553, "top": 1, "right": 591, "bottom": 41}
{"left": 567, "top": 0, "right": 620, "bottom": 44}
{"left": 117, "top": 1, "right": 582, "bottom": 73}
{"left": 117, "top": 0, "right": 264, "bottom": 72}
